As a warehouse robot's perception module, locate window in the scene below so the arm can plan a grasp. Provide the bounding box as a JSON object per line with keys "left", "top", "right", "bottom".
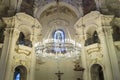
{"left": 53, "top": 29, "right": 65, "bottom": 53}
{"left": 14, "top": 68, "right": 21, "bottom": 80}
{"left": 15, "top": 73, "right": 20, "bottom": 80}
{"left": 13, "top": 66, "right": 27, "bottom": 80}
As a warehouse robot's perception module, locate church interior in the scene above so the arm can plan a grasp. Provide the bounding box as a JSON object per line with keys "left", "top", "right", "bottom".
{"left": 0, "top": 0, "right": 120, "bottom": 80}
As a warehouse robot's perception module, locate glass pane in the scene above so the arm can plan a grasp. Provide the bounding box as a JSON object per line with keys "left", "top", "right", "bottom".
{"left": 53, "top": 30, "right": 65, "bottom": 53}
{"left": 15, "top": 73, "right": 20, "bottom": 80}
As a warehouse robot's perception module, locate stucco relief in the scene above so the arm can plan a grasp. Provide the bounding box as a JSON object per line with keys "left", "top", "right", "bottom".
{"left": 15, "top": 45, "right": 32, "bottom": 56}
{"left": 85, "top": 43, "right": 103, "bottom": 65}
{"left": 40, "top": 5, "right": 77, "bottom": 18}
{"left": 3, "top": 17, "right": 14, "bottom": 27}
{"left": 35, "top": 0, "right": 82, "bottom": 9}
{"left": 11, "top": 55, "right": 30, "bottom": 71}
{"left": 101, "top": 15, "right": 114, "bottom": 26}
{"left": 48, "top": 19, "right": 69, "bottom": 27}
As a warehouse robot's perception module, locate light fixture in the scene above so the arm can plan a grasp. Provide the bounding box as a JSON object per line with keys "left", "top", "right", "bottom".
{"left": 34, "top": 38, "right": 81, "bottom": 59}
{"left": 34, "top": 0, "right": 81, "bottom": 59}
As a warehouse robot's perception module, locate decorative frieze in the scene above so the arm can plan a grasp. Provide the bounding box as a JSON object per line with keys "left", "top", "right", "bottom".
{"left": 101, "top": 15, "right": 114, "bottom": 26}
{"left": 11, "top": 55, "right": 31, "bottom": 71}
{"left": 15, "top": 45, "right": 32, "bottom": 56}
{"left": 85, "top": 43, "right": 101, "bottom": 54}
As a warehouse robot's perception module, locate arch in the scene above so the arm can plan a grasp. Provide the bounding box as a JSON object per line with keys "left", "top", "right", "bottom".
{"left": 90, "top": 64, "right": 104, "bottom": 80}
{"left": 17, "top": 24, "right": 32, "bottom": 38}
{"left": 16, "top": 31, "right": 32, "bottom": 47}
{"left": 16, "top": 24, "right": 33, "bottom": 47}
{"left": 53, "top": 29, "right": 65, "bottom": 42}
{"left": 35, "top": 1, "right": 81, "bottom": 18}
{"left": 84, "top": 25, "right": 100, "bottom": 46}
{"left": 52, "top": 29, "right": 66, "bottom": 53}
{"left": 13, "top": 65, "right": 27, "bottom": 80}
{"left": 84, "top": 24, "right": 98, "bottom": 35}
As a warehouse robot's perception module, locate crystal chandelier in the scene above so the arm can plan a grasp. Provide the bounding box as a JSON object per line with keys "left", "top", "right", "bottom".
{"left": 34, "top": 38, "right": 81, "bottom": 59}
{"left": 34, "top": 0, "right": 81, "bottom": 59}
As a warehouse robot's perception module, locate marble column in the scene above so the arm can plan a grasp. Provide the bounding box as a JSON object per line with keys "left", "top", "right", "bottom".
{"left": 77, "top": 26, "right": 88, "bottom": 80}
{"left": 103, "top": 27, "right": 120, "bottom": 80}
{"left": 0, "top": 28, "right": 13, "bottom": 80}
{"left": 28, "top": 33, "right": 36, "bottom": 80}
{"left": 4, "top": 28, "right": 20, "bottom": 80}
{"left": 98, "top": 28, "right": 113, "bottom": 80}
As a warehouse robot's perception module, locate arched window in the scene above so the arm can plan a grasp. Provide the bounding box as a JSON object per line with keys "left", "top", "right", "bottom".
{"left": 14, "top": 65, "right": 27, "bottom": 80}
{"left": 85, "top": 31, "right": 100, "bottom": 46}
{"left": 15, "top": 73, "right": 20, "bottom": 80}
{"left": 52, "top": 29, "right": 65, "bottom": 53}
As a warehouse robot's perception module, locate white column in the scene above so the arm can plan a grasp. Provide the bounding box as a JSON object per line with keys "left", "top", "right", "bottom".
{"left": 80, "top": 40, "right": 88, "bottom": 80}
{"left": 104, "top": 27, "right": 120, "bottom": 80}
{"left": 0, "top": 29, "right": 12, "bottom": 80}
{"left": 4, "top": 28, "right": 19, "bottom": 80}
{"left": 78, "top": 28, "right": 88, "bottom": 80}
{"left": 98, "top": 28, "right": 113, "bottom": 80}
{"left": 28, "top": 34, "right": 36, "bottom": 80}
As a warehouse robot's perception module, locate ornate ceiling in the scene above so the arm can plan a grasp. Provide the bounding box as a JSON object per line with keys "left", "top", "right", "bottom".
{"left": 35, "top": 0, "right": 82, "bottom": 8}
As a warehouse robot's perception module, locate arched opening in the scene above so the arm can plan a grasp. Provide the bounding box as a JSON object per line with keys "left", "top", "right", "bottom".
{"left": 17, "top": 32, "right": 25, "bottom": 45}
{"left": 16, "top": 32, "right": 32, "bottom": 47}
{"left": 52, "top": 29, "right": 66, "bottom": 53}
{"left": 112, "top": 25, "right": 120, "bottom": 41}
{"left": 91, "top": 64, "right": 104, "bottom": 80}
{"left": 85, "top": 31, "right": 100, "bottom": 46}
{"left": 13, "top": 65, "right": 27, "bottom": 80}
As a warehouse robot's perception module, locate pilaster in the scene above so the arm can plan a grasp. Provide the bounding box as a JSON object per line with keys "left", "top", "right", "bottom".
{"left": 0, "top": 28, "right": 13, "bottom": 80}
{"left": 76, "top": 25, "right": 88, "bottom": 80}
{"left": 98, "top": 27, "right": 113, "bottom": 80}
{"left": 103, "top": 26, "right": 120, "bottom": 80}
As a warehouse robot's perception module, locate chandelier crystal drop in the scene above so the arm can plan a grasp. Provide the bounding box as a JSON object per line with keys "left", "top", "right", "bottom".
{"left": 34, "top": 38, "right": 81, "bottom": 59}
